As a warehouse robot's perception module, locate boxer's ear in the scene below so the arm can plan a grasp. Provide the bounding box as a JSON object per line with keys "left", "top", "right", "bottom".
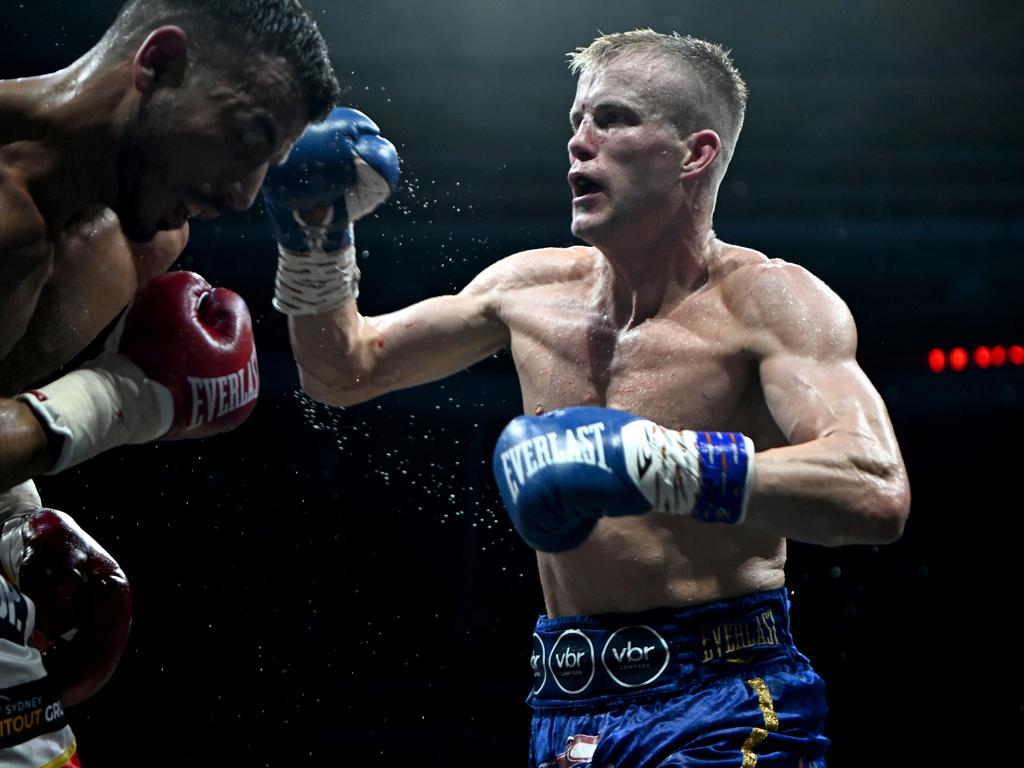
{"left": 132, "top": 26, "right": 188, "bottom": 94}
{"left": 679, "top": 130, "right": 721, "bottom": 180}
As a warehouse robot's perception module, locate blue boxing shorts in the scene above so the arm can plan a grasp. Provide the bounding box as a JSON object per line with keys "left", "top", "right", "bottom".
{"left": 528, "top": 589, "right": 828, "bottom": 767}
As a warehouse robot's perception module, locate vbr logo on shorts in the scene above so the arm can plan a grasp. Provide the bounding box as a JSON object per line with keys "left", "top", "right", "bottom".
{"left": 601, "top": 625, "right": 670, "bottom": 688}
{"left": 531, "top": 633, "right": 547, "bottom": 694}
{"left": 549, "top": 629, "right": 595, "bottom": 695}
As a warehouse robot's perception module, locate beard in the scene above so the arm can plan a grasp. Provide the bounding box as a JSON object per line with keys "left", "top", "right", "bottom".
{"left": 113, "top": 111, "right": 169, "bottom": 243}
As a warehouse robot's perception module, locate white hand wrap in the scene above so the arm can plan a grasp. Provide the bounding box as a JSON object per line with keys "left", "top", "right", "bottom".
{"left": 272, "top": 239, "right": 360, "bottom": 317}
{"left": 16, "top": 354, "right": 173, "bottom": 474}
{"left": 271, "top": 156, "right": 390, "bottom": 317}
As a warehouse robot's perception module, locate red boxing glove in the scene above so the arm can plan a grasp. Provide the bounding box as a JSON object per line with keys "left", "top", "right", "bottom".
{"left": 0, "top": 507, "right": 132, "bottom": 706}
{"left": 117, "top": 270, "right": 259, "bottom": 439}
{"left": 19, "top": 271, "right": 260, "bottom": 472}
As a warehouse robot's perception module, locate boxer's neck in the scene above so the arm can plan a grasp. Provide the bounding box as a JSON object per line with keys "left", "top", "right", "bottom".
{"left": 595, "top": 214, "right": 718, "bottom": 330}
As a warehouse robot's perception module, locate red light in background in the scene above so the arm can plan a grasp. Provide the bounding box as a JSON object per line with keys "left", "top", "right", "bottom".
{"left": 926, "top": 343, "right": 1022, "bottom": 371}
{"left": 949, "top": 347, "right": 968, "bottom": 371}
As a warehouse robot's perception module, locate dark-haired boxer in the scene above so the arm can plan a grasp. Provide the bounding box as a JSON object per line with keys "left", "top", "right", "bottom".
{"left": 0, "top": 1, "right": 340, "bottom": 763}
{"left": 266, "top": 30, "right": 909, "bottom": 767}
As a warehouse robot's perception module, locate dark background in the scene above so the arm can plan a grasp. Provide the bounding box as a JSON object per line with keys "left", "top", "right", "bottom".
{"left": 3, "top": 0, "right": 1022, "bottom": 765}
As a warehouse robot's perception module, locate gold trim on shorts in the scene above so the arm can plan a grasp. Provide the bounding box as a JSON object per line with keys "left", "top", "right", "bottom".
{"left": 741, "top": 677, "right": 779, "bottom": 767}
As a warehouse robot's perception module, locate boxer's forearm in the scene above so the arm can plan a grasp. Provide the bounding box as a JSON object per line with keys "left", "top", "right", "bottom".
{"left": 0, "top": 400, "right": 55, "bottom": 489}
{"left": 744, "top": 435, "right": 910, "bottom": 546}
{"left": 288, "top": 301, "right": 376, "bottom": 406}
{"left": 289, "top": 291, "right": 509, "bottom": 408}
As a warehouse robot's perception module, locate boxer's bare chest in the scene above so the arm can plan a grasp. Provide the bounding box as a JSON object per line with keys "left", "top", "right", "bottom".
{"left": 507, "top": 282, "right": 770, "bottom": 440}
{"left": 503, "top": 273, "right": 789, "bottom": 614}
{"left": 0, "top": 208, "right": 141, "bottom": 392}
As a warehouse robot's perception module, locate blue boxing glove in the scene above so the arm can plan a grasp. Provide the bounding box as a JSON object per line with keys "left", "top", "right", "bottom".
{"left": 262, "top": 107, "right": 400, "bottom": 315}
{"left": 492, "top": 407, "right": 756, "bottom": 553}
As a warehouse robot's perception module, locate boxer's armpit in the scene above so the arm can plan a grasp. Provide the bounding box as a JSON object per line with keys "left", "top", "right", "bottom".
{"left": 0, "top": 182, "right": 51, "bottom": 361}
{"left": 0, "top": 177, "right": 46, "bottom": 251}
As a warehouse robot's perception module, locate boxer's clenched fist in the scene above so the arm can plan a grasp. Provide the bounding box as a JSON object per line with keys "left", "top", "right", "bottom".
{"left": 493, "top": 407, "right": 756, "bottom": 553}
{"left": 17, "top": 271, "right": 259, "bottom": 472}
{"left": 262, "top": 107, "right": 400, "bottom": 315}
{"left": 0, "top": 502, "right": 131, "bottom": 706}
{"left": 116, "top": 270, "right": 259, "bottom": 439}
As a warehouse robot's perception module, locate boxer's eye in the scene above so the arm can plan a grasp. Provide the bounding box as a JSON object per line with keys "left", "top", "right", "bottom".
{"left": 233, "top": 123, "right": 271, "bottom": 156}
{"left": 237, "top": 128, "right": 259, "bottom": 150}
{"left": 596, "top": 107, "right": 637, "bottom": 129}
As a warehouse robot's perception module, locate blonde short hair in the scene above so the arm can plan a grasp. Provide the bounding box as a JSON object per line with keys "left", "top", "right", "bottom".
{"left": 569, "top": 29, "right": 748, "bottom": 170}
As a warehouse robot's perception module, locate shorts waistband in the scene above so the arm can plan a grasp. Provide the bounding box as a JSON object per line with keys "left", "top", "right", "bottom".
{"left": 528, "top": 588, "right": 798, "bottom": 709}
{"left": 0, "top": 675, "right": 68, "bottom": 750}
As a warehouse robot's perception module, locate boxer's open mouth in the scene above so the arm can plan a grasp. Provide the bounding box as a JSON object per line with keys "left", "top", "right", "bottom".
{"left": 569, "top": 171, "right": 603, "bottom": 200}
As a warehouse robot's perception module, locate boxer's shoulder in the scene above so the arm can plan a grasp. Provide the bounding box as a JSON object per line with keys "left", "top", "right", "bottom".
{"left": 60, "top": 209, "right": 187, "bottom": 290}
{"left": 723, "top": 256, "right": 856, "bottom": 357}
{"left": 467, "top": 246, "right": 597, "bottom": 324}
{"left": 125, "top": 221, "right": 189, "bottom": 288}
{"left": 482, "top": 245, "right": 598, "bottom": 295}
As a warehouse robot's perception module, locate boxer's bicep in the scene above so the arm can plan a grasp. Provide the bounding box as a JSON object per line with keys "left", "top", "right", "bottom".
{"left": 372, "top": 288, "right": 509, "bottom": 383}
{"left": 755, "top": 345, "right": 910, "bottom": 542}
{"left": 761, "top": 350, "right": 896, "bottom": 456}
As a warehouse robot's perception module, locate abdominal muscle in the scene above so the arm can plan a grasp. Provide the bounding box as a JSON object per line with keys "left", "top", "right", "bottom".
{"left": 537, "top": 513, "right": 787, "bottom": 617}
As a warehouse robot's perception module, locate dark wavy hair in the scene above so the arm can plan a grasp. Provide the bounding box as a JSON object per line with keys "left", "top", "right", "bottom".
{"left": 101, "top": 0, "right": 341, "bottom": 121}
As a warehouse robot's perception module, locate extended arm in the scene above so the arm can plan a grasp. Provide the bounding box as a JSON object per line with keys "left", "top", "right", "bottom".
{"left": 263, "top": 108, "right": 510, "bottom": 407}
{"left": 289, "top": 276, "right": 511, "bottom": 406}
